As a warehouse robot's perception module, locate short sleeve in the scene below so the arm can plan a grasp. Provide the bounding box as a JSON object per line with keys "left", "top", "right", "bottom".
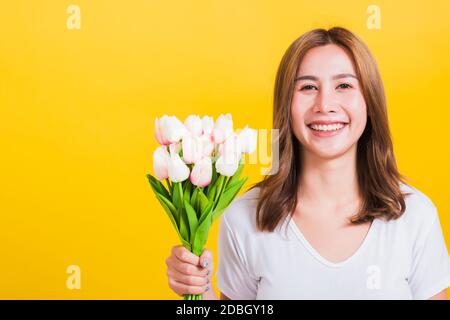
{"left": 409, "top": 207, "right": 450, "bottom": 299}
{"left": 215, "top": 214, "right": 258, "bottom": 300}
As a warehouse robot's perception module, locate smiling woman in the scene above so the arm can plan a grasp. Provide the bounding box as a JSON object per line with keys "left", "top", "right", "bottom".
{"left": 165, "top": 26, "right": 450, "bottom": 300}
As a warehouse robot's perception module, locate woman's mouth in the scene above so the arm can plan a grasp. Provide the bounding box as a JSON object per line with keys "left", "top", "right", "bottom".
{"left": 307, "top": 122, "right": 348, "bottom": 137}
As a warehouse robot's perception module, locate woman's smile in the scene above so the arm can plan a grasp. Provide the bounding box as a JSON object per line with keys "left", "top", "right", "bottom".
{"left": 306, "top": 120, "right": 349, "bottom": 138}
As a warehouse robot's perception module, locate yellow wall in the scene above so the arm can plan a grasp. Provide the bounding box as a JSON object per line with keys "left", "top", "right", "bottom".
{"left": 0, "top": 0, "right": 449, "bottom": 299}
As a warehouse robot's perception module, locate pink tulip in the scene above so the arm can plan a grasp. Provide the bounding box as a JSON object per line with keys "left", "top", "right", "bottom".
{"left": 153, "top": 146, "right": 170, "bottom": 180}
{"left": 190, "top": 157, "right": 212, "bottom": 187}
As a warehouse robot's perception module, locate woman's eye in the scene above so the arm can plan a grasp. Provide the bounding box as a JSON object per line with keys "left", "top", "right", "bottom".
{"left": 337, "top": 83, "right": 352, "bottom": 89}
{"left": 300, "top": 84, "right": 317, "bottom": 91}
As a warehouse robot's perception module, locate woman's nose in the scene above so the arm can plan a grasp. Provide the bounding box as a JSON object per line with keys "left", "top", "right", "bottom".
{"left": 313, "top": 89, "right": 339, "bottom": 113}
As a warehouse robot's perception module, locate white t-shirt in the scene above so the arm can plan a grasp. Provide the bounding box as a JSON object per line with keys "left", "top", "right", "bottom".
{"left": 215, "top": 183, "right": 450, "bottom": 300}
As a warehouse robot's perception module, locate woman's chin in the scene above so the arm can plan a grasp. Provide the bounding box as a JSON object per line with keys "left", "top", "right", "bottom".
{"left": 306, "top": 144, "right": 354, "bottom": 160}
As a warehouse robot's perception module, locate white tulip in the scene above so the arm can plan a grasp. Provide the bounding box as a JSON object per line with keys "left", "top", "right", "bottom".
{"left": 190, "top": 157, "right": 213, "bottom": 187}
{"left": 201, "top": 115, "right": 214, "bottom": 135}
{"left": 155, "top": 115, "right": 188, "bottom": 145}
{"left": 215, "top": 133, "right": 241, "bottom": 176}
{"left": 200, "top": 133, "right": 215, "bottom": 158}
{"left": 184, "top": 115, "right": 203, "bottom": 136}
{"left": 169, "top": 141, "right": 181, "bottom": 155}
{"left": 181, "top": 133, "right": 203, "bottom": 164}
{"left": 238, "top": 125, "right": 257, "bottom": 154}
{"left": 215, "top": 154, "right": 240, "bottom": 177}
{"left": 155, "top": 116, "right": 170, "bottom": 145}
{"left": 153, "top": 146, "right": 170, "bottom": 180}
{"left": 212, "top": 113, "right": 233, "bottom": 144}
{"left": 167, "top": 146, "right": 190, "bottom": 182}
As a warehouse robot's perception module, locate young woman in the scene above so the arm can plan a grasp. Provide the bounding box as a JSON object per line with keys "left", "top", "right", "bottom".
{"left": 165, "top": 27, "right": 450, "bottom": 300}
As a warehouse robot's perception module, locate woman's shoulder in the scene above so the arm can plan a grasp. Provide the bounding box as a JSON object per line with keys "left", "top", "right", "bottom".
{"left": 394, "top": 182, "right": 439, "bottom": 232}
{"left": 219, "top": 186, "right": 260, "bottom": 234}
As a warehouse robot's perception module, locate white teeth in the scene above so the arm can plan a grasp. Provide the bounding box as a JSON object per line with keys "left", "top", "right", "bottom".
{"left": 309, "top": 123, "right": 345, "bottom": 131}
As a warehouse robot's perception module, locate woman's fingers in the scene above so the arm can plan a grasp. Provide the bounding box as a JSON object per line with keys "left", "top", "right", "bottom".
{"left": 200, "top": 249, "right": 213, "bottom": 270}
{"left": 166, "top": 245, "right": 213, "bottom": 296}
{"left": 166, "top": 257, "right": 208, "bottom": 277}
{"left": 166, "top": 247, "right": 209, "bottom": 277}
{"left": 172, "top": 245, "right": 200, "bottom": 265}
{"left": 168, "top": 278, "right": 209, "bottom": 296}
{"left": 167, "top": 267, "right": 208, "bottom": 287}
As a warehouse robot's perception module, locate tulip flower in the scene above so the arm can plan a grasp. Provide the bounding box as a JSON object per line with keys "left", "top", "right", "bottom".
{"left": 155, "top": 115, "right": 188, "bottom": 145}
{"left": 181, "top": 133, "right": 203, "bottom": 164}
{"left": 190, "top": 157, "right": 212, "bottom": 187}
{"left": 216, "top": 133, "right": 241, "bottom": 176}
{"left": 212, "top": 113, "right": 233, "bottom": 144}
{"left": 169, "top": 141, "right": 181, "bottom": 155}
{"left": 167, "top": 145, "right": 190, "bottom": 182}
{"left": 155, "top": 116, "right": 170, "bottom": 145}
{"left": 201, "top": 115, "right": 214, "bottom": 135}
{"left": 153, "top": 146, "right": 170, "bottom": 180}
{"left": 200, "top": 133, "right": 215, "bottom": 158}
{"left": 184, "top": 115, "right": 203, "bottom": 137}
{"left": 238, "top": 125, "right": 257, "bottom": 154}
{"left": 147, "top": 113, "right": 257, "bottom": 301}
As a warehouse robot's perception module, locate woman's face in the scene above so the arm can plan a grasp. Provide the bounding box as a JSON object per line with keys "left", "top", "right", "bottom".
{"left": 291, "top": 44, "right": 367, "bottom": 160}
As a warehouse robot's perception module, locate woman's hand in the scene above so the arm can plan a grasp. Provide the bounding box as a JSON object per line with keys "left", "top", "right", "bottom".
{"left": 166, "top": 245, "right": 217, "bottom": 299}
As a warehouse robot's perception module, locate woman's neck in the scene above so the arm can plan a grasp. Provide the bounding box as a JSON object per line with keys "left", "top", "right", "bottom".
{"left": 298, "top": 145, "right": 360, "bottom": 210}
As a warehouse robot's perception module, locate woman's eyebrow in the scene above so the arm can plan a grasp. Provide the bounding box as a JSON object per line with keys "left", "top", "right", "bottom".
{"left": 294, "top": 73, "right": 358, "bottom": 82}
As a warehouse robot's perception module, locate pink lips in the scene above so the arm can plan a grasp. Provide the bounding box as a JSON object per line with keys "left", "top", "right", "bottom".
{"left": 307, "top": 121, "right": 348, "bottom": 137}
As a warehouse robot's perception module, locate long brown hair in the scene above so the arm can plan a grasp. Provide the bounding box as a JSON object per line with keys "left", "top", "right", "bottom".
{"left": 251, "top": 26, "right": 410, "bottom": 232}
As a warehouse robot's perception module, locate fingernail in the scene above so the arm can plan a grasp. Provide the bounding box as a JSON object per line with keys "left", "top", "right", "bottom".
{"left": 207, "top": 269, "right": 210, "bottom": 275}
{"left": 207, "top": 278, "right": 210, "bottom": 284}
{"left": 202, "top": 260, "right": 209, "bottom": 268}
{"left": 206, "top": 285, "right": 210, "bottom": 291}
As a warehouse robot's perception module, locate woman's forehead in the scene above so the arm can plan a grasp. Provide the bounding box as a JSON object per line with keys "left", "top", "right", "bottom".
{"left": 297, "top": 44, "right": 356, "bottom": 77}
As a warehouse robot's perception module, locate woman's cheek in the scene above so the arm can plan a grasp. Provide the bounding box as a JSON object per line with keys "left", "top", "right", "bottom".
{"left": 291, "top": 103, "right": 307, "bottom": 138}
{"left": 347, "top": 102, "right": 367, "bottom": 136}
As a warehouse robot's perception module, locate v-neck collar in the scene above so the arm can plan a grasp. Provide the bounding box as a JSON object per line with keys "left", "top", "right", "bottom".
{"left": 287, "top": 215, "right": 379, "bottom": 268}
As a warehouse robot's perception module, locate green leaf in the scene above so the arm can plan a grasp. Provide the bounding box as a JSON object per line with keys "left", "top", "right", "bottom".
{"left": 198, "top": 201, "right": 213, "bottom": 226}
{"left": 207, "top": 175, "right": 224, "bottom": 202}
{"left": 154, "top": 193, "right": 189, "bottom": 249}
{"left": 172, "top": 182, "right": 183, "bottom": 209}
{"left": 191, "top": 187, "right": 199, "bottom": 211}
{"left": 146, "top": 174, "right": 170, "bottom": 200}
{"left": 192, "top": 215, "right": 212, "bottom": 256}
{"left": 227, "top": 161, "right": 244, "bottom": 188}
{"left": 198, "top": 190, "right": 209, "bottom": 215}
{"left": 154, "top": 193, "right": 177, "bottom": 228}
{"left": 148, "top": 176, "right": 179, "bottom": 224}
{"left": 212, "top": 176, "right": 248, "bottom": 222}
{"left": 179, "top": 207, "right": 190, "bottom": 243}
{"left": 214, "top": 175, "right": 227, "bottom": 204}
{"left": 183, "top": 182, "right": 192, "bottom": 205}
{"left": 155, "top": 192, "right": 177, "bottom": 216}
{"left": 210, "top": 164, "right": 218, "bottom": 188}
{"left": 165, "top": 178, "right": 173, "bottom": 198}
{"left": 184, "top": 200, "right": 199, "bottom": 244}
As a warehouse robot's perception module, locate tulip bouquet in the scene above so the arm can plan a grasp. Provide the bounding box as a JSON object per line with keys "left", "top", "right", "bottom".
{"left": 146, "top": 114, "right": 257, "bottom": 300}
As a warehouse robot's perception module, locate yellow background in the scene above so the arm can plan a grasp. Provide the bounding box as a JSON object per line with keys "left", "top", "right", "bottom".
{"left": 1, "top": 0, "right": 449, "bottom": 299}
